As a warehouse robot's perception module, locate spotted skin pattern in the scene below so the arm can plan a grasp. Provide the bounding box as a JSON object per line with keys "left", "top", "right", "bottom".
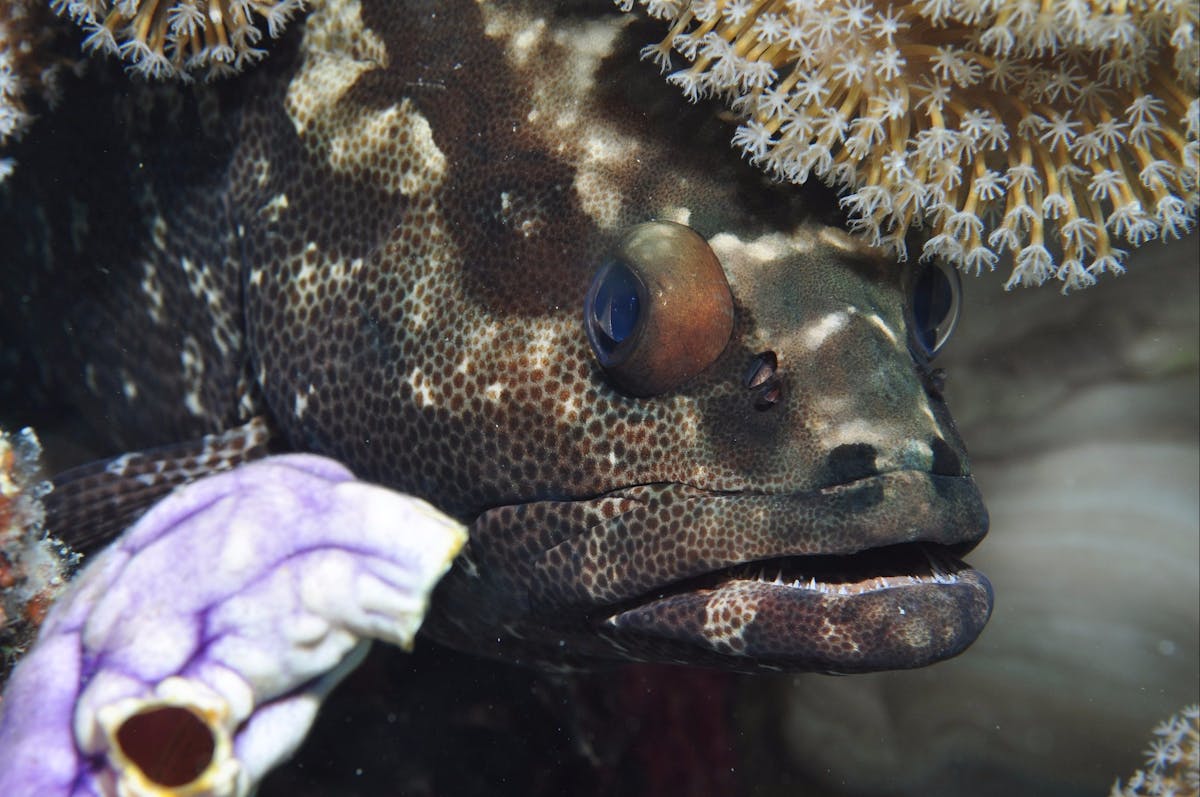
{"left": 1, "top": 0, "right": 990, "bottom": 672}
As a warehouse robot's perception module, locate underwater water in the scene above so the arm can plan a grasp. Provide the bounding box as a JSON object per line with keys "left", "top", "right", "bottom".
{"left": 1, "top": 2, "right": 1197, "bottom": 796}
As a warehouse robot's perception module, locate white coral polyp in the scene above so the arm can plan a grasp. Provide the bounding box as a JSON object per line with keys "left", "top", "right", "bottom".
{"left": 624, "top": 0, "right": 1199, "bottom": 291}
{"left": 53, "top": 0, "right": 308, "bottom": 80}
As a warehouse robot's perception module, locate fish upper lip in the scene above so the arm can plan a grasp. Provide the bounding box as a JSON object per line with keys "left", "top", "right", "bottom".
{"left": 525, "top": 468, "right": 988, "bottom": 610}
{"left": 597, "top": 540, "right": 979, "bottom": 620}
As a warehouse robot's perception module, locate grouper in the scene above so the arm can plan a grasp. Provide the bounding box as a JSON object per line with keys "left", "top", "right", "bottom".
{"left": 0, "top": 0, "right": 991, "bottom": 674}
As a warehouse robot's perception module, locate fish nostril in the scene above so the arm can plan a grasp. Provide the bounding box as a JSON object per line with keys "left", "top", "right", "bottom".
{"left": 743, "top": 351, "right": 777, "bottom": 388}
{"left": 745, "top": 351, "right": 783, "bottom": 411}
{"left": 824, "top": 443, "right": 879, "bottom": 483}
{"left": 754, "top": 381, "right": 783, "bottom": 411}
{"left": 930, "top": 437, "right": 963, "bottom": 476}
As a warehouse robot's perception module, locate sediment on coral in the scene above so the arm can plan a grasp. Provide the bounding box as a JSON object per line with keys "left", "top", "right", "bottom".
{"left": 51, "top": 0, "right": 308, "bottom": 80}
{"left": 622, "top": 0, "right": 1199, "bottom": 291}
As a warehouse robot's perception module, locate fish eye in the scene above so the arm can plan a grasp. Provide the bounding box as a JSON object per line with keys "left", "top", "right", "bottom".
{"left": 587, "top": 259, "right": 643, "bottom": 365}
{"left": 908, "top": 259, "right": 962, "bottom": 360}
{"left": 584, "top": 221, "right": 734, "bottom": 396}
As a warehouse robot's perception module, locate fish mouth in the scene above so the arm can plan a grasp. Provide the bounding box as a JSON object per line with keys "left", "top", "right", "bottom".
{"left": 546, "top": 469, "right": 992, "bottom": 672}
{"left": 607, "top": 539, "right": 978, "bottom": 608}
{"left": 441, "top": 469, "right": 992, "bottom": 672}
{"left": 598, "top": 539, "right": 992, "bottom": 673}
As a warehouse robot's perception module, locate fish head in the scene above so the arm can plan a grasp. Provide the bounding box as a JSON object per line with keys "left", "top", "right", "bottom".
{"left": 245, "top": 0, "right": 991, "bottom": 672}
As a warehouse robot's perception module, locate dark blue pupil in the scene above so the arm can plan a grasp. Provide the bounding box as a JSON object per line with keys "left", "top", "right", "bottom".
{"left": 589, "top": 261, "right": 641, "bottom": 358}
{"left": 912, "top": 265, "right": 953, "bottom": 356}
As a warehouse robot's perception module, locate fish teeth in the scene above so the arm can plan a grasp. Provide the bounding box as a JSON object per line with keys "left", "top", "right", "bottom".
{"left": 754, "top": 560, "right": 961, "bottom": 593}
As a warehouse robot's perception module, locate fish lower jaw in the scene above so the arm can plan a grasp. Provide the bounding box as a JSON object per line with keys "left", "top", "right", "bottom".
{"left": 597, "top": 542, "right": 993, "bottom": 672}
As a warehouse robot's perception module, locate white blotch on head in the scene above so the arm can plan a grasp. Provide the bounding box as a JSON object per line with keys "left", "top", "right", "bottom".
{"left": 710, "top": 231, "right": 815, "bottom": 267}
{"left": 825, "top": 419, "right": 901, "bottom": 452}
{"left": 286, "top": 8, "right": 445, "bottom": 195}
{"left": 293, "top": 390, "right": 309, "bottom": 418}
{"left": 808, "top": 395, "right": 850, "bottom": 433}
{"left": 507, "top": 18, "right": 547, "bottom": 66}
{"left": 408, "top": 368, "right": 437, "bottom": 409}
{"left": 529, "top": 326, "right": 557, "bottom": 369}
{"left": 485, "top": 382, "right": 505, "bottom": 403}
{"left": 120, "top": 372, "right": 138, "bottom": 401}
{"left": 678, "top": 409, "right": 700, "bottom": 444}
{"left": 556, "top": 393, "right": 579, "bottom": 422}
{"left": 802, "top": 311, "right": 849, "bottom": 350}
{"left": 866, "top": 312, "right": 899, "bottom": 346}
{"left": 249, "top": 156, "right": 271, "bottom": 187}
{"left": 480, "top": 0, "right": 629, "bottom": 229}
{"left": 151, "top": 215, "right": 168, "bottom": 251}
{"left": 260, "top": 192, "right": 289, "bottom": 222}
{"left": 180, "top": 336, "right": 206, "bottom": 417}
{"left": 743, "top": 236, "right": 794, "bottom": 263}
{"left": 296, "top": 243, "right": 322, "bottom": 287}
{"left": 405, "top": 272, "right": 439, "bottom": 331}
{"left": 498, "top": 189, "right": 543, "bottom": 238}
{"left": 573, "top": 131, "right": 639, "bottom": 228}
{"left": 285, "top": 0, "right": 387, "bottom": 136}
{"left": 183, "top": 390, "right": 205, "bottom": 417}
{"left": 140, "top": 260, "right": 166, "bottom": 325}
{"left": 362, "top": 101, "right": 447, "bottom": 196}
{"left": 659, "top": 206, "right": 692, "bottom": 226}
{"left": 470, "top": 321, "right": 501, "bottom": 350}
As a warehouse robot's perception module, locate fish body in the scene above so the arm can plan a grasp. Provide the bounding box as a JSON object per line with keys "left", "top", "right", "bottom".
{"left": 1, "top": 0, "right": 990, "bottom": 672}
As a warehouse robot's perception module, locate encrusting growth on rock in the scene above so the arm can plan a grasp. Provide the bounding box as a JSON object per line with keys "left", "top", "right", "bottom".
{"left": 622, "top": 0, "right": 1199, "bottom": 291}
{"left": 50, "top": 0, "right": 307, "bottom": 80}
